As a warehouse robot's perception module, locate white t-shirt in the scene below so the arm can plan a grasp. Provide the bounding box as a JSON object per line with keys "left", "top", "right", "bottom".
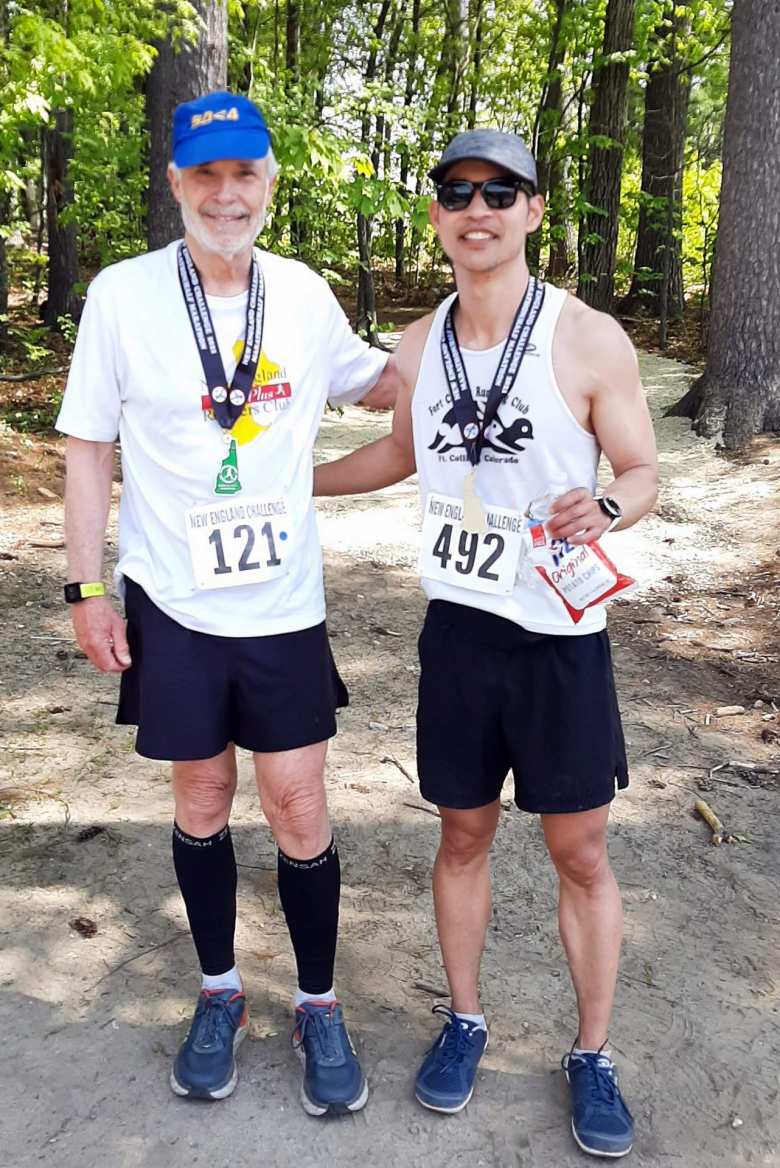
{"left": 56, "top": 241, "right": 387, "bottom": 636}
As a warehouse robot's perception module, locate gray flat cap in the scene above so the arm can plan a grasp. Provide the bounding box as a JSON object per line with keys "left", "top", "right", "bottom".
{"left": 429, "top": 130, "right": 537, "bottom": 191}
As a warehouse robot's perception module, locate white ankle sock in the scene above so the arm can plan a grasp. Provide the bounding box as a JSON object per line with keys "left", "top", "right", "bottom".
{"left": 455, "top": 1011, "right": 487, "bottom": 1031}
{"left": 295, "top": 986, "right": 337, "bottom": 1008}
{"left": 573, "top": 1046, "right": 611, "bottom": 1059}
{"left": 201, "top": 965, "right": 242, "bottom": 992}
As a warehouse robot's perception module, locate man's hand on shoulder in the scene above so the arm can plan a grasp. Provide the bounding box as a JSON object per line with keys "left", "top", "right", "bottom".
{"left": 71, "top": 595, "right": 132, "bottom": 673}
{"left": 313, "top": 314, "right": 431, "bottom": 497}
{"left": 359, "top": 353, "right": 401, "bottom": 411}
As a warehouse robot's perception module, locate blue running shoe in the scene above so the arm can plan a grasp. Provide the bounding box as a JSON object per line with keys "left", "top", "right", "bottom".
{"left": 562, "top": 1047, "right": 634, "bottom": 1158}
{"left": 170, "top": 987, "right": 249, "bottom": 1100}
{"left": 414, "top": 1005, "right": 489, "bottom": 1113}
{"left": 292, "top": 999, "right": 368, "bottom": 1116}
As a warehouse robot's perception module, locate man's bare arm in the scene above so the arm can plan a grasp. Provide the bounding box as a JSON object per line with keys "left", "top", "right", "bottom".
{"left": 548, "top": 312, "right": 658, "bottom": 544}
{"left": 64, "top": 437, "right": 131, "bottom": 671}
{"left": 357, "top": 353, "right": 401, "bottom": 411}
{"left": 314, "top": 317, "right": 430, "bottom": 496}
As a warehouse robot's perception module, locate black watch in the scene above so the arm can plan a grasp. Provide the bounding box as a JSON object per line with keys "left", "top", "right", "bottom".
{"left": 596, "top": 495, "right": 622, "bottom": 521}
{"left": 64, "top": 582, "right": 106, "bottom": 604}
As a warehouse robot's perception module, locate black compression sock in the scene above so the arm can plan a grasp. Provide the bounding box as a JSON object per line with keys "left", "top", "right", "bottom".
{"left": 277, "top": 838, "right": 340, "bottom": 994}
{"left": 172, "top": 821, "right": 237, "bottom": 976}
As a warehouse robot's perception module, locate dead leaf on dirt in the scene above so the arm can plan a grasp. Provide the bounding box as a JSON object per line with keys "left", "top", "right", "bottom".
{"left": 715, "top": 705, "right": 746, "bottom": 716}
{"left": 36, "top": 486, "right": 58, "bottom": 500}
{"left": 69, "top": 916, "right": 98, "bottom": 938}
{"left": 413, "top": 981, "right": 449, "bottom": 997}
{"left": 76, "top": 825, "right": 105, "bottom": 843}
{"left": 371, "top": 625, "right": 403, "bottom": 637}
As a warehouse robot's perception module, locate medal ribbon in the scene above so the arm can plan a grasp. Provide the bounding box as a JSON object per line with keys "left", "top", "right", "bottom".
{"left": 177, "top": 242, "right": 265, "bottom": 430}
{"left": 440, "top": 276, "right": 546, "bottom": 468}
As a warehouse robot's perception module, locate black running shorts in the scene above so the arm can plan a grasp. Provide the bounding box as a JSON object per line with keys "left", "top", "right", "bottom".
{"left": 416, "top": 600, "right": 628, "bottom": 814}
{"left": 117, "top": 578, "right": 348, "bottom": 762}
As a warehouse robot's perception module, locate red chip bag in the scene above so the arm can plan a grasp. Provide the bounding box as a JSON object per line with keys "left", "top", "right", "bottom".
{"left": 527, "top": 526, "right": 635, "bottom": 623}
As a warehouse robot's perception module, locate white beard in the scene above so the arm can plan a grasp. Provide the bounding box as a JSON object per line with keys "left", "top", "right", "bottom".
{"left": 180, "top": 198, "right": 267, "bottom": 259}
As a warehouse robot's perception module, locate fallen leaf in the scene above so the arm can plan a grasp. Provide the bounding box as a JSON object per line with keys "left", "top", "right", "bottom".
{"left": 69, "top": 916, "right": 98, "bottom": 938}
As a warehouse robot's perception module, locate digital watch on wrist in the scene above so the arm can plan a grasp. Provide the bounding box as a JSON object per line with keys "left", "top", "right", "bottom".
{"left": 595, "top": 495, "right": 622, "bottom": 531}
{"left": 63, "top": 582, "right": 106, "bottom": 604}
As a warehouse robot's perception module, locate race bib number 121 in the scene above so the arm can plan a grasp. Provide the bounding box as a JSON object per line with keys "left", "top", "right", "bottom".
{"left": 185, "top": 494, "right": 290, "bottom": 590}
{"left": 419, "top": 491, "right": 524, "bottom": 596}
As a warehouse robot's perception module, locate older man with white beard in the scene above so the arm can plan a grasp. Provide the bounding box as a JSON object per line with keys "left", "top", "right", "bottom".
{"left": 56, "top": 92, "right": 397, "bottom": 1113}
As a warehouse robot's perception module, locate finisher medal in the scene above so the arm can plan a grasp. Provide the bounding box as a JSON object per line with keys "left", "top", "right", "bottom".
{"left": 215, "top": 439, "right": 242, "bottom": 496}
{"left": 462, "top": 469, "right": 487, "bottom": 535}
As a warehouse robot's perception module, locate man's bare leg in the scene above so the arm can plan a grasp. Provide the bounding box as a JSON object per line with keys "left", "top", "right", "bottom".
{"left": 542, "top": 804, "right": 622, "bottom": 1049}
{"left": 433, "top": 801, "right": 501, "bottom": 1013}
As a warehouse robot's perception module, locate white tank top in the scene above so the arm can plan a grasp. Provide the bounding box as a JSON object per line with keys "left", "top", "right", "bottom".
{"left": 412, "top": 282, "right": 605, "bottom": 635}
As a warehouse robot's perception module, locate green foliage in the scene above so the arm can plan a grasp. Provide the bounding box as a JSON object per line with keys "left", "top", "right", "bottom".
{"left": 0, "top": 0, "right": 735, "bottom": 407}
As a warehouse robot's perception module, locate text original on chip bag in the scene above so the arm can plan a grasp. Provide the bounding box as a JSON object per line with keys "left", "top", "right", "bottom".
{"left": 524, "top": 522, "right": 636, "bottom": 624}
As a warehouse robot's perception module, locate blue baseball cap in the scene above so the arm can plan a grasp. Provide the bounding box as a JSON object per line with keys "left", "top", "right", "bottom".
{"left": 172, "top": 91, "right": 271, "bottom": 168}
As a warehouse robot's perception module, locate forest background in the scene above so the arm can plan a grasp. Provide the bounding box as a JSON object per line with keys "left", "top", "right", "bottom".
{"left": 0, "top": 0, "right": 778, "bottom": 451}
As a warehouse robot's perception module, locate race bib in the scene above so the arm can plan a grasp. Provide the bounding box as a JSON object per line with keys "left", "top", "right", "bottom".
{"left": 185, "top": 494, "right": 290, "bottom": 590}
{"left": 420, "top": 492, "right": 524, "bottom": 596}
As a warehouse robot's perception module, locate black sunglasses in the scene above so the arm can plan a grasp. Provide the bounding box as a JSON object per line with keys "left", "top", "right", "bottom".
{"left": 436, "top": 177, "right": 534, "bottom": 212}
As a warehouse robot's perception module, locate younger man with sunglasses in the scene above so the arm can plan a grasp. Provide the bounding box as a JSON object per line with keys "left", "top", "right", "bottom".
{"left": 315, "top": 130, "right": 657, "bottom": 1158}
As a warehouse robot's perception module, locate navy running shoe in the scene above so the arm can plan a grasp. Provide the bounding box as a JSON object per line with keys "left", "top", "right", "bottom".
{"left": 170, "top": 987, "right": 249, "bottom": 1100}
{"left": 414, "top": 1005, "right": 489, "bottom": 1113}
{"left": 562, "top": 1047, "right": 634, "bottom": 1158}
{"left": 292, "top": 999, "right": 368, "bottom": 1116}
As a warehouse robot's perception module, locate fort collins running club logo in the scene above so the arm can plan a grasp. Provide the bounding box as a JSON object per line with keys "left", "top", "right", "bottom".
{"left": 428, "top": 400, "right": 535, "bottom": 460}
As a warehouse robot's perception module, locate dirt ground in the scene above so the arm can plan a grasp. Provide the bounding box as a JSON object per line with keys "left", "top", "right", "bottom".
{"left": 1, "top": 352, "right": 779, "bottom": 1168}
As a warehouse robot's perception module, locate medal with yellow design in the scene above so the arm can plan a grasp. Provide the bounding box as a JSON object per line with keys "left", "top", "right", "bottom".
{"left": 178, "top": 242, "right": 265, "bottom": 497}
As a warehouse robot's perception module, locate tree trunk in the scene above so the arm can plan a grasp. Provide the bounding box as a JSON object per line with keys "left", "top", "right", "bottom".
{"left": 576, "top": 0, "right": 636, "bottom": 311}
{"left": 43, "top": 109, "right": 80, "bottom": 327}
{"left": 145, "top": 0, "right": 228, "bottom": 251}
{"left": 355, "top": 0, "right": 392, "bottom": 340}
{"left": 285, "top": 0, "right": 308, "bottom": 255}
{"left": 356, "top": 214, "right": 380, "bottom": 344}
{"left": 466, "top": 0, "right": 484, "bottom": 130}
{"left": 395, "top": 0, "right": 421, "bottom": 284}
{"left": 444, "top": 0, "right": 469, "bottom": 132}
{"left": 529, "top": 0, "right": 569, "bottom": 272}
{"left": 621, "top": 4, "right": 690, "bottom": 319}
{"left": 0, "top": 189, "right": 9, "bottom": 351}
{"left": 546, "top": 152, "right": 572, "bottom": 280}
{"left": 669, "top": 0, "right": 780, "bottom": 450}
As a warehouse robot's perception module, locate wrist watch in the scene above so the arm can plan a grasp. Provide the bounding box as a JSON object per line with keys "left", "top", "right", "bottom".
{"left": 63, "top": 581, "right": 106, "bottom": 604}
{"left": 595, "top": 495, "right": 622, "bottom": 531}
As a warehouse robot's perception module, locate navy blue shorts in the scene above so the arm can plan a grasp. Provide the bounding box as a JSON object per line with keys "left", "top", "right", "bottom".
{"left": 416, "top": 600, "right": 628, "bottom": 814}
{"left": 117, "top": 578, "right": 348, "bottom": 762}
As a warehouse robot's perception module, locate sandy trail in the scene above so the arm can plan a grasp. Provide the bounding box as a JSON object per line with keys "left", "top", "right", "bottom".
{"left": 0, "top": 352, "right": 778, "bottom": 1167}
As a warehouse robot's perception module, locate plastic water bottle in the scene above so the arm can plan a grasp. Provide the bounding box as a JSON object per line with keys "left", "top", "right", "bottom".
{"left": 525, "top": 472, "right": 570, "bottom": 529}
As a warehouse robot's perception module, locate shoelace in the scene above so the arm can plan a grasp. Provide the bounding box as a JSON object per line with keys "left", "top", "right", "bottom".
{"left": 572, "top": 1053, "right": 619, "bottom": 1105}
{"left": 194, "top": 992, "right": 240, "bottom": 1048}
{"left": 430, "top": 1005, "right": 479, "bottom": 1071}
{"left": 293, "top": 1004, "right": 340, "bottom": 1061}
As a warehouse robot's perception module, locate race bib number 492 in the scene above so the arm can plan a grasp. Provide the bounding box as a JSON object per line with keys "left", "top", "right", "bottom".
{"left": 419, "top": 492, "right": 524, "bottom": 596}
{"left": 185, "top": 494, "right": 290, "bottom": 590}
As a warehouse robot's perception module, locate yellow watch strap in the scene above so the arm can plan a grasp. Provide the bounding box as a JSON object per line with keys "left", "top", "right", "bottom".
{"left": 80, "top": 582, "right": 106, "bottom": 599}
